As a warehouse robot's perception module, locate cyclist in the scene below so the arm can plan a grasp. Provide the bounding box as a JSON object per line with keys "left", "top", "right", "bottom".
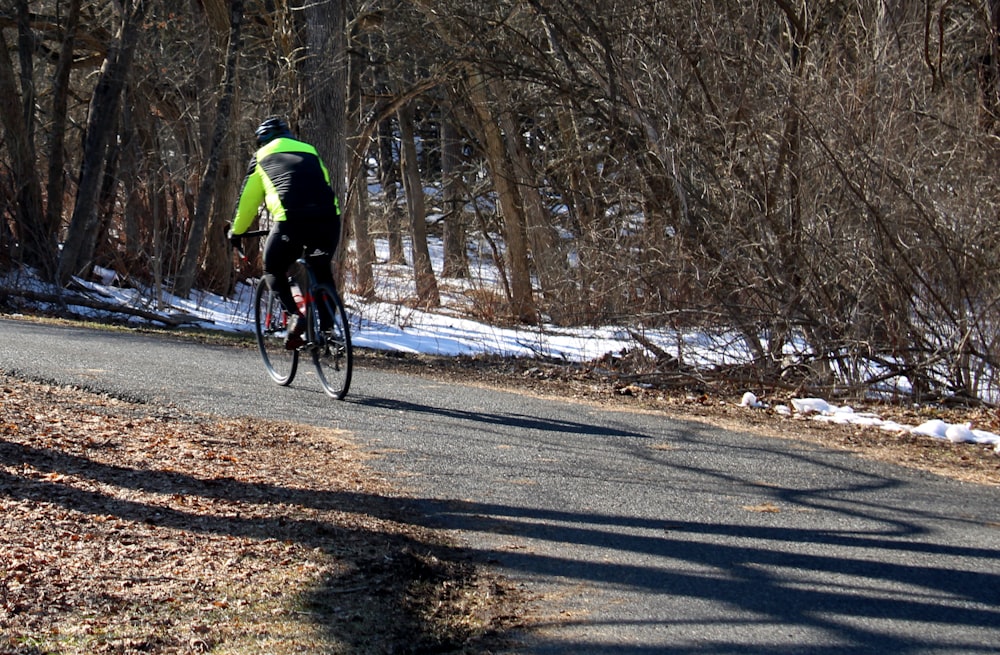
{"left": 228, "top": 116, "right": 342, "bottom": 349}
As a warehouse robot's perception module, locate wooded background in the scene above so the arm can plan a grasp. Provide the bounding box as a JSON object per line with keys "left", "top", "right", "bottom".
{"left": 3, "top": 0, "right": 1000, "bottom": 403}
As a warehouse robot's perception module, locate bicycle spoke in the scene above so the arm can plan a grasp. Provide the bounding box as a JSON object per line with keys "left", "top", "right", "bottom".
{"left": 310, "top": 284, "right": 352, "bottom": 399}
{"left": 255, "top": 279, "right": 298, "bottom": 385}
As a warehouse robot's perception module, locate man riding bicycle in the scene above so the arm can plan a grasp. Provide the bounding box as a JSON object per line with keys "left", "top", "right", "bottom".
{"left": 228, "top": 116, "right": 342, "bottom": 349}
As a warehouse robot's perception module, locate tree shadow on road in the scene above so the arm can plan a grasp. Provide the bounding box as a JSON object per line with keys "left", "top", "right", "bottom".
{"left": 343, "top": 394, "right": 1000, "bottom": 654}
{"left": 5, "top": 381, "right": 999, "bottom": 654}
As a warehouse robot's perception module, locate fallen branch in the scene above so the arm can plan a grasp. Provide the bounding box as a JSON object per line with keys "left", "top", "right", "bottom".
{"left": 628, "top": 329, "right": 680, "bottom": 368}
{"left": 0, "top": 286, "right": 202, "bottom": 327}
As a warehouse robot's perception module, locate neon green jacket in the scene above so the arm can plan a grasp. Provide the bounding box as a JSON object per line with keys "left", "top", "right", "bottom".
{"left": 231, "top": 137, "right": 338, "bottom": 235}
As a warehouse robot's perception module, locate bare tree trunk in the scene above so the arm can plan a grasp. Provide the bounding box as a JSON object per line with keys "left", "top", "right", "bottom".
{"left": 348, "top": 25, "right": 375, "bottom": 298}
{"left": 350, "top": 157, "right": 376, "bottom": 298}
{"left": 300, "top": 0, "right": 347, "bottom": 189}
{"left": 150, "top": 172, "right": 168, "bottom": 310}
{"left": 463, "top": 68, "right": 536, "bottom": 323}
{"left": 397, "top": 100, "right": 440, "bottom": 307}
{"left": 492, "top": 77, "right": 570, "bottom": 319}
{"left": 44, "top": 0, "right": 82, "bottom": 270}
{"left": 193, "top": 1, "right": 244, "bottom": 296}
{"left": 15, "top": 0, "right": 35, "bottom": 152}
{"left": 204, "top": 136, "right": 241, "bottom": 292}
{"left": 58, "top": 0, "right": 147, "bottom": 285}
{"left": 89, "top": 129, "right": 124, "bottom": 265}
{"left": 372, "top": 57, "right": 406, "bottom": 266}
{"left": 124, "top": 109, "right": 161, "bottom": 267}
{"left": 378, "top": 113, "right": 406, "bottom": 264}
{"left": 174, "top": 0, "right": 244, "bottom": 299}
{"left": 299, "top": 0, "right": 348, "bottom": 282}
{"left": 0, "top": 5, "right": 48, "bottom": 276}
{"left": 441, "top": 116, "right": 468, "bottom": 278}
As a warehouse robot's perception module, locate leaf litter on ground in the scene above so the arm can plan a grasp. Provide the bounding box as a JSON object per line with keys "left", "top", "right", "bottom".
{"left": 0, "top": 374, "right": 526, "bottom": 655}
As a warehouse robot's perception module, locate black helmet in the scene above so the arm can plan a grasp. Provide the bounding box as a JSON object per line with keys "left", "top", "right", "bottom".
{"left": 254, "top": 116, "right": 292, "bottom": 146}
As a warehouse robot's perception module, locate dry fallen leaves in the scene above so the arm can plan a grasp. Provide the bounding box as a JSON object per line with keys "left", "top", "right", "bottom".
{"left": 0, "top": 375, "right": 524, "bottom": 655}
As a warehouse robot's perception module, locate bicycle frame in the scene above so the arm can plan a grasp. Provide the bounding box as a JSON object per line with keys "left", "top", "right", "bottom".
{"left": 234, "top": 229, "right": 352, "bottom": 399}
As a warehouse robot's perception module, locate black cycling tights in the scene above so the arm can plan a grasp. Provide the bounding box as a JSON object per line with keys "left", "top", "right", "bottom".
{"left": 263, "top": 217, "right": 339, "bottom": 318}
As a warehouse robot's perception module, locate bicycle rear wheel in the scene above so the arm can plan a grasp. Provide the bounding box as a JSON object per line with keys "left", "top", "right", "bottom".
{"left": 309, "top": 283, "right": 352, "bottom": 399}
{"left": 254, "top": 278, "right": 298, "bottom": 385}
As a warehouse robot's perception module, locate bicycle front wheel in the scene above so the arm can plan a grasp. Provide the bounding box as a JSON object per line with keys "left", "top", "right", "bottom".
{"left": 254, "top": 278, "right": 298, "bottom": 385}
{"left": 309, "top": 283, "right": 353, "bottom": 399}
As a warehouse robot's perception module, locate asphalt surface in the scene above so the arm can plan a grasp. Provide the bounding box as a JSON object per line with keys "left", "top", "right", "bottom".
{"left": 2, "top": 316, "right": 999, "bottom": 654}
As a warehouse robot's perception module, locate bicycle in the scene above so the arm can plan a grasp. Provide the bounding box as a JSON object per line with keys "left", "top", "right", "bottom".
{"left": 234, "top": 229, "right": 353, "bottom": 399}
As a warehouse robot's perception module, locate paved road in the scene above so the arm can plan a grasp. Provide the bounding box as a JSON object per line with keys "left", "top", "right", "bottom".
{"left": 2, "top": 317, "right": 999, "bottom": 654}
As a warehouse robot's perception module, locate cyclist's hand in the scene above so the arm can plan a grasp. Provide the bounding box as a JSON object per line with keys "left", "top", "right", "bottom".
{"left": 228, "top": 231, "right": 243, "bottom": 250}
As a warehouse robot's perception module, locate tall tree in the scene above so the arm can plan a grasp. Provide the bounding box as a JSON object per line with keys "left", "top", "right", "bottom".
{"left": 0, "top": 1, "right": 46, "bottom": 275}
{"left": 985, "top": 0, "right": 1000, "bottom": 123}
{"left": 348, "top": 16, "right": 376, "bottom": 298}
{"left": 298, "top": 0, "right": 348, "bottom": 279}
{"left": 377, "top": 108, "right": 406, "bottom": 264}
{"left": 440, "top": 114, "right": 468, "bottom": 279}
{"left": 174, "top": 0, "right": 244, "bottom": 298}
{"left": 58, "top": 0, "right": 147, "bottom": 285}
{"left": 44, "top": 0, "right": 83, "bottom": 278}
{"left": 461, "top": 69, "right": 535, "bottom": 323}
{"left": 397, "top": 99, "right": 440, "bottom": 306}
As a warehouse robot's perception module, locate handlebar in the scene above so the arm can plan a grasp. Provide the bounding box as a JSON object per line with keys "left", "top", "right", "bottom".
{"left": 230, "top": 229, "right": 269, "bottom": 261}
{"left": 237, "top": 229, "right": 269, "bottom": 239}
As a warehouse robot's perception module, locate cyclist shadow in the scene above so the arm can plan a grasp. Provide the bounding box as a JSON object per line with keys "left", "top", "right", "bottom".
{"left": 347, "top": 394, "right": 652, "bottom": 440}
